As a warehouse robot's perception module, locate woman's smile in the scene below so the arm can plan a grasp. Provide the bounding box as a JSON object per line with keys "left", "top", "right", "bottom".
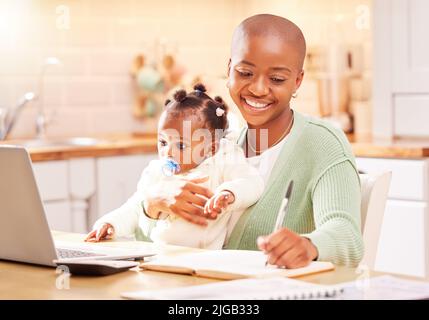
{"left": 241, "top": 96, "right": 275, "bottom": 113}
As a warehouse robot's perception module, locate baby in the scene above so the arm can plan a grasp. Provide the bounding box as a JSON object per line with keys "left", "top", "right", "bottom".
{"left": 86, "top": 84, "right": 264, "bottom": 249}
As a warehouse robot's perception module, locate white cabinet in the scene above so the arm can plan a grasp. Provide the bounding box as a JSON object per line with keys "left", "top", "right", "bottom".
{"left": 373, "top": 0, "right": 429, "bottom": 138}
{"left": 356, "top": 157, "right": 429, "bottom": 278}
{"left": 94, "top": 154, "right": 157, "bottom": 224}
{"left": 69, "top": 158, "right": 96, "bottom": 233}
{"left": 32, "top": 158, "right": 96, "bottom": 233}
{"left": 391, "top": 0, "right": 429, "bottom": 93}
{"left": 43, "top": 201, "right": 72, "bottom": 232}
{"left": 394, "top": 95, "right": 429, "bottom": 137}
{"left": 33, "top": 161, "right": 72, "bottom": 232}
{"left": 356, "top": 158, "right": 429, "bottom": 201}
{"left": 375, "top": 200, "right": 429, "bottom": 278}
{"left": 32, "top": 161, "right": 69, "bottom": 201}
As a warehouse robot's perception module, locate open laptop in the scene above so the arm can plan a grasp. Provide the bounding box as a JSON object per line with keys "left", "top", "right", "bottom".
{"left": 0, "top": 145, "right": 155, "bottom": 267}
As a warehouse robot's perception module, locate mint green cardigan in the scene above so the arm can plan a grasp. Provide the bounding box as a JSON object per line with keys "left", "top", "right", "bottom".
{"left": 136, "top": 111, "right": 364, "bottom": 267}
{"left": 225, "top": 111, "right": 364, "bottom": 267}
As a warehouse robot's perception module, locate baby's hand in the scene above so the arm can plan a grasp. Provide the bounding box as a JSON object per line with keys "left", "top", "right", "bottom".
{"left": 85, "top": 223, "right": 115, "bottom": 242}
{"left": 204, "top": 190, "right": 235, "bottom": 219}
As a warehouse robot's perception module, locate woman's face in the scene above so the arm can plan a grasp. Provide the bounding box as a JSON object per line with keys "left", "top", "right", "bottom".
{"left": 228, "top": 35, "right": 304, "bottom": 128}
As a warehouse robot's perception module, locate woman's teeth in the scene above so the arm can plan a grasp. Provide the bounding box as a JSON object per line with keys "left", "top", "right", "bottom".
{"left": 244, "top": 99, "right": 270, "bottom": 109}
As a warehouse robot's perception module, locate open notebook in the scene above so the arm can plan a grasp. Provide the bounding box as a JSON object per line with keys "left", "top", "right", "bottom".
{"left": 139, "top": 249, "right": 334, "bottom": 280}
{"left": 121, "top": 277, "right": 344, "bottom": 300}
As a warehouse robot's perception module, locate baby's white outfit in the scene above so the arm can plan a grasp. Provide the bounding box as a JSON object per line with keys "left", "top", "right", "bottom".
{"left": 93, "top": 136, "right": 264, "bottom": 249}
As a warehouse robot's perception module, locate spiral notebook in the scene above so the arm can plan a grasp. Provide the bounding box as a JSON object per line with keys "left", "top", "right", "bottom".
{"left": 139, "top": 250, "right": 335, "bottom": 280}
{"left": 121, "top": 277, "right": 344, "bottom": 300}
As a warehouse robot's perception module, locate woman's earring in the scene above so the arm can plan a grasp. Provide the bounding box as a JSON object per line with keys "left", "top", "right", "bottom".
{"left": 292, "top": 92, "right": 298, "bottom": 99}
{"left": 226, "top": 79, "right": 231, "bottom": 89}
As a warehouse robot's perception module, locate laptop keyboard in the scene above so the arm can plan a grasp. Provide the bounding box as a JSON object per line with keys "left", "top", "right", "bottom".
{"left": 57, "top": 248, "right": 104, "bottom": 259}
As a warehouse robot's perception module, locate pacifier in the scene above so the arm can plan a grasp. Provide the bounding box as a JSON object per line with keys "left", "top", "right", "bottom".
{"left": 161, "top": 158, "right": 181, "bottom": 176}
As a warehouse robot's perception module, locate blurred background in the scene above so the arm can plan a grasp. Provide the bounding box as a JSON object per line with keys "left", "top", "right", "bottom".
{"left": 0, "top": 0, "right": 373, "bottom": 139}
{"left": 2, "top": 0, "right": 429, "bottom": 279}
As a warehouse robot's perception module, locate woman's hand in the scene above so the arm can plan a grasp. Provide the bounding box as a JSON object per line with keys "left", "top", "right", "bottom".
{"left": 257, "top": 228, "right": 319, "bottom": 269}
{"left": 204, "top": 190, "right": 235, "bottom": 219}
{"left": 144, "top": 176, "right": 214, "bottom": 226}
{"left": 85, "top": 223, "right": 115, "bottom": 242}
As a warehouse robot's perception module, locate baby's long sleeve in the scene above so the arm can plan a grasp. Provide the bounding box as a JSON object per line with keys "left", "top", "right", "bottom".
{"left": 215, "top": 139, "right": 264, "bottom": 211}
{"left": 93, "top": 190, "right": 144, "bottom": 237}
{"left": 92, "top": 160, "right": 162, "bottom": 238}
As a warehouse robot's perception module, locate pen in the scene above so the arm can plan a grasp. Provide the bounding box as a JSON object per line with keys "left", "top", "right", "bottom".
{"left": 265, "top": 180, "right": 294, "bottom": 266}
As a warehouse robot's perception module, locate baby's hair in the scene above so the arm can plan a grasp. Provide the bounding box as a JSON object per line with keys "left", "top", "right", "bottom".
{"left": 164, "top": 83, "right": 229, "bottom": 133}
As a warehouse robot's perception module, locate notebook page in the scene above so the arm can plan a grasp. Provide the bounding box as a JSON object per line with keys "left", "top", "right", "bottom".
{"left": 121, "top": 277, "right": 343, "bottom": 300}
{"left": 141, "top": 249, "right": 334, "bottom": 278}
{"left": 141, "top": 250, "right": 277, "bottom": 277}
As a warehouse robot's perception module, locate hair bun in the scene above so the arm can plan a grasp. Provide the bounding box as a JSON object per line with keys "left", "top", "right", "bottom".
{"left": 214, "top": 96, "right": 223, "bottom": 104}
{"left": 193, "top": 83, "right": 207, "bottom": 92}
{"left": 173, "top": 89, "right": 187, "bottom": 102}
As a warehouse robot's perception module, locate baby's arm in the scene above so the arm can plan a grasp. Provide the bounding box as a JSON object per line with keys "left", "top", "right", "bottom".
{"left": 204, "top": 190, "right": 235, "bottom": 218}
{"left": 88, "top": 160, "right": 161, "bottom": 240}
{"left": 205, "top": 140, "right": 264, "bottom": 216}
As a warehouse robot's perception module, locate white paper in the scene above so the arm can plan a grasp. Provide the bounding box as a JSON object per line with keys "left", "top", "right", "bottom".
{"left": 334, "top": 275, "right": 429, "bottom": 300}
{"left": 121, "top": 277, "right": 343, "bottom": 300}
{"left": 121, "top": 274, "right": 429, "bottom": 300}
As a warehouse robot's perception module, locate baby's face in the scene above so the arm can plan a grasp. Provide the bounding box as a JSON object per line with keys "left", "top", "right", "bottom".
{"left": 228, "top": 34, "right": 304, "bottom": 128}
{"left": 157, "top": 112, "right": 214, "bottom": 174}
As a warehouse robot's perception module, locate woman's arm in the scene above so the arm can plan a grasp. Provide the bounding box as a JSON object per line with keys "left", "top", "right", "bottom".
{"left": 258, "top": 160, "right": 364, "bottom": 268}
{"left": 303, "top": 159, "right": 364, "bottom": 266}
{"left": 143, "top": 176, "right": 214, "bottom": 226}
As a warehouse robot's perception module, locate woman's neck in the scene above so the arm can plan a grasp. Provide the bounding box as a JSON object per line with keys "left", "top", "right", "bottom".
{"left": 246, "top": 107, "right": 293, "bottom": 155}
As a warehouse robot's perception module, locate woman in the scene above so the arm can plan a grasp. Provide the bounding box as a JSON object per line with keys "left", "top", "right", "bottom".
{"left": 222, "top": 14, "right": 363, "bottom": 268}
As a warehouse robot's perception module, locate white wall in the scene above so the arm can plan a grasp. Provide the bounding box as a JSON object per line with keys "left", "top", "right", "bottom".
{"left": 0, "top": 0, "right": 372, "bottom": 138}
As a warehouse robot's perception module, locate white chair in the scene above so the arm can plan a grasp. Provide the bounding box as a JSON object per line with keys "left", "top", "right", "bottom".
{"left": 359, "top": 171, "right": 392, "bottom": 270}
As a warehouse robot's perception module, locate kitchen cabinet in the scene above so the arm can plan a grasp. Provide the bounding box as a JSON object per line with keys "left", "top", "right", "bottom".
{"left": 43, "top": 201, "right": 72, "bottom": 233}
{"left": 356, "top": 157, "right": 428, "bottom": 201}
{"left": 393, "top": 95, "right": 429, "bottom": 137}
{"left": 391, "top": 0, "right": 429, "bottom": 93}
{"left": 94, "top": 154, "right": 157, "bottom": 225}
{"left": 356, "top": 157, "right": 429, "bottom": 278}
{"left": 376, "top": 200, "right": 428, "bottom": 277}
{"left": 32, "top": 161, "right": 69, "bottom": 201}
{"left": 33, "top": 161, "right": 72, "bottom": 232}
{"left": 33, "top": 158, "right": 96, "bottom": 233}
{"left": 69, "top": 158, "right": 96, "bottom": 232}
{"left": 373, "top": 0, "right": 429, "bottom": 138}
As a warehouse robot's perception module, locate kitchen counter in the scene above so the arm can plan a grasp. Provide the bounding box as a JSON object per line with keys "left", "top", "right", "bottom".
{"left": 348, "top": 135, "right": 429, "bottom": 159}
{"left": 0, "top": 133, "right": 158, "bottom": 162}
{"left": 1, "top": 133, "right": 429, "bottom": 161}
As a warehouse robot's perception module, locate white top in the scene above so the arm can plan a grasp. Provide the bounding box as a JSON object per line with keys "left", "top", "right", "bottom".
{"left": 93, "top": 135, "right": 264, "bottom": 250}
{"left": 222, "top": 135, "right": 288, "bottom": 239}
{"left": 246, "top": 136, "right": 287, "bottom": 184}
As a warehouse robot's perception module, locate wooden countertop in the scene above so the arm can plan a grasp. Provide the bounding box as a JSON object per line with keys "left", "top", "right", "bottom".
{"left": 1, "top": 132, "right": 429, "bottom": 162}
{"left": 0, "top": 133, "right": 158, "bottom": 162}
{"left": 348, "top": 134, "right": 429, "bottom": 159}
{"left": 0, "top": 231, "right": 413, "bottom": 300}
